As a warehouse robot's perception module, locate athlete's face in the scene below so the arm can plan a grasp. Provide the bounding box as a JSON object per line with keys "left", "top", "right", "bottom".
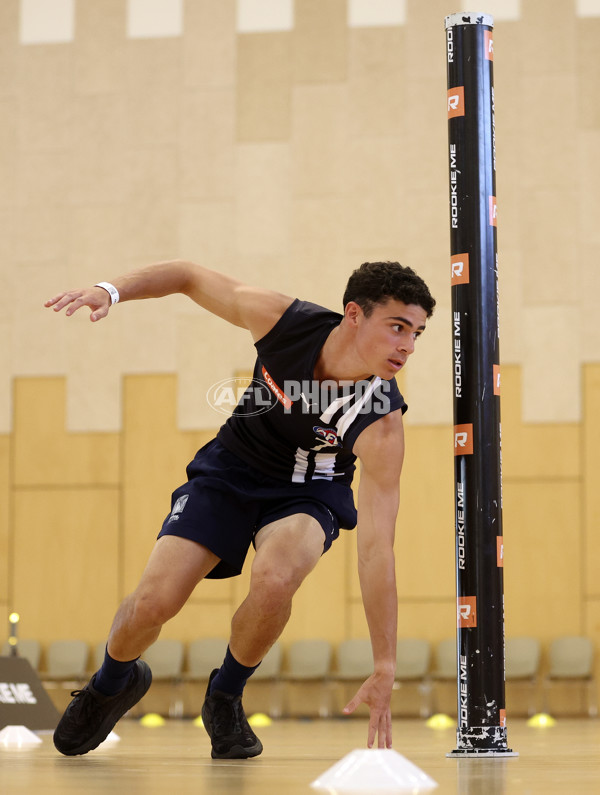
{"left": 350, "top": 298, "right": 428, "bottom": 380}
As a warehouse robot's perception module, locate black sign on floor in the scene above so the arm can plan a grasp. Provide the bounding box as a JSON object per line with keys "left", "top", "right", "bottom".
{"left": 0, "top": 656, "right": 60, "bottom": 731}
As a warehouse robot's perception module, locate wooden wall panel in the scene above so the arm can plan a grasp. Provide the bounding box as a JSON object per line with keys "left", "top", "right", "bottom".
{"left": 584, "top": 599, "right": 600, "bottom": 687}
{"left": 12, "top": 488, "right": 120, "bottom": 645}
{"left": 236, "top": 33, "right": 292, "bottom": 142}
{"left": 282, "top": 530, "right": 347, "bottom": 645}
{"left": 125, "top": 38, "right": 181, "bottom": 148}
{"left": 348, "top": 600, "right": 369, "bottom": 639}
{"left": 503, "top": 481, "right": 582, "bottom": 640}
{"left": 0, "top": 435, "right": 9, "bottom": 611}
{"left": 4, "top": 360, "right": 599, "bottom": 669}
{"left": 291, "top": 84, "right": 346, "bottom": 198}
{"left": 180, "top": 88, "right": 235, "bottom": 201}
{"left": 342, "top": 137, "right": 406, "bottom": 252}
{"left": 584, "top": 364, "right": 600, "bottom": 599}
{"left": 347, "top": 424, "right": 454, "bottom": 603}
{"left": 121, "top": 374, "right": 216, "bottom": 595}
{"left": 578, "top": 20, "right": 600, "bottom": 130}
{"left": 502, "top": 366, "right": 580, "bottom": 479}
{"left": 17, "top": 43, "right": 73, "bottom": 153}
{"left": 347, "top": 28, "right": 405, "bottom": 138}
{"left": 397, "top": 601, "right": 456, "bottom": 644}
{"left": 521, "top": 0, "right": 576, "bottom": 76}
{"left": 229, "top": 545, "right": 255, "bottom": 606}
{"left": 349, "top": 600, "right": 455, "bottom": 646}
{"left": 158, "top": 603, "right": 235, "bottom": 644}
{"left": 13, "top": 378, "right": 119, "bottom": 487}
{"left": 292, "top": 0, "right": 347, "bottom": 84}
{"left": 3, "top": 0, "right": 600, "bottom": 436}
{"left": 2, "top": 0, "right": 600, "bottom": 690}
{"left": 234, "top": 143, "right": 291, "bottom": 257}
{"left": 0, "top": 0, "right": 18, "bottom": 102}
{"left": 584, "top": 366, "right": 600, "bottom": 683}
{"left": 69, "top": 94, "right": 127, "bottom": 206}
{"left": 397, "top": 425, "right": 455, "bottom": 599}
{"left": 123, "top": 148, "right": 179, "bottom": 262}
{"left": 73, "top": 0, "right": 126, "bottom": 96}
{"left": 183, "top": 0, "right": 236, "bottom": 90}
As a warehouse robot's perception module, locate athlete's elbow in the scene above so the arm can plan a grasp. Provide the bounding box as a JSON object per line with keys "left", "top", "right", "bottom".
{"left": 173, "top": 260, "right": 203, "bottom": 295}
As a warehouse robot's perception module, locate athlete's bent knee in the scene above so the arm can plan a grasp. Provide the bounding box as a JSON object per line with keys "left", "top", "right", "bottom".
{"left": 250, "top": 566, "right": 305, "bottom": 608}
{"left": 129, "top": 590, "right": 183, "bottom": 628}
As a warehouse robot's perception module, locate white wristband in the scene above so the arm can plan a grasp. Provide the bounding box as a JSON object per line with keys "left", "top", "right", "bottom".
{"left": 95, "top": 282, "right": 120, "bottom": 305}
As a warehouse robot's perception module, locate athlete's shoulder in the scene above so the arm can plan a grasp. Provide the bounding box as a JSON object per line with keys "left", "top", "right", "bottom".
{"left": 235, "top": 287, "right": 294, "bottom": 341}
{"left": 353, "top": 409, "right": 405, "bottom": 473}
{"left": 256, "top": 298, "right": 341, "bottom": 346}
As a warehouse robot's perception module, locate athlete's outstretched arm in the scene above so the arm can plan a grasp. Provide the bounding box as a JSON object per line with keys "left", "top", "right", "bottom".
{"left": 44, "top": 260, "right": 294, "bottom": 341}
{"left": 344, "top": 410, "right": 403, "bottom": 749}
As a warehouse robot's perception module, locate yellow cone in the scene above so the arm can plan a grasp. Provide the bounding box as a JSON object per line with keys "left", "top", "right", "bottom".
{"left": 193, "top": 715, "right": 204, "bottom": 727}
{"left": 425, "top": 713, "right": 455, "bottom": 729}
{"left": 139, "top": 712, "right": 166, "bottom": 727}
{"left": 248, "top": 712, "right": 273, "bottom": 727}
{"left": 527, "top": 713, "right": 556, "bottom": 728}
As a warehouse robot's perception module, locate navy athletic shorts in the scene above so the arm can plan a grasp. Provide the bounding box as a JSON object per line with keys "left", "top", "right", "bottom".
{"left": 157, "top": 438, "right": 358, "bottom": 579}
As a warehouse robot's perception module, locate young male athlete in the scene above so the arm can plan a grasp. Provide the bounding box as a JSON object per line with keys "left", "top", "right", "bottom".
{"left": 44, "top": 260, "right": 435, "bottom": 759}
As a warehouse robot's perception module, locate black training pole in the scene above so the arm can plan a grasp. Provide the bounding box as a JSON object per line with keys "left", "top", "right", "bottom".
{"left": 445, "top": 12, "right": 516, "bottom": 757}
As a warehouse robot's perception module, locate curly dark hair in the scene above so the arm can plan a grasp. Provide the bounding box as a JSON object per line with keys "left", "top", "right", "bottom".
{"left": 343, "top": 261, "right": 436, "bottom": 318}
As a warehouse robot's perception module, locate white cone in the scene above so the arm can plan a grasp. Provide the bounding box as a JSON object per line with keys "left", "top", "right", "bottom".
{"left": 0, "top": 725, "right": 43, "bottom": 749}
{"left": 311, "top": 748, "right": 438, "bottom": 793}
{"left": 100, "top": 731, "right": 120, "bottom": 745}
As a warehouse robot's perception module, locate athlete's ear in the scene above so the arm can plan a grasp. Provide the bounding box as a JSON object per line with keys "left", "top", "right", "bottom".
{"left": 344, "top": 301, "right": 362, "bottom": 326}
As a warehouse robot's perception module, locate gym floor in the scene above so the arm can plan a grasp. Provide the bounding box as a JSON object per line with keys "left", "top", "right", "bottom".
{"left": 1, "top": 716, "right": 599, "bottom": 794}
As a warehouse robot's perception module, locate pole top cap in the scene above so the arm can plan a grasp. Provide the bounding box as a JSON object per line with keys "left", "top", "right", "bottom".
{"left": 445, "top": 12, "right": 494, "bottom": 29}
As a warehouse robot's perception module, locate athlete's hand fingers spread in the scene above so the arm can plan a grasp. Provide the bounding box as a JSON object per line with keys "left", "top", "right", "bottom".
{"left": 376, "top": 708, "right": 392, "bottom": 749}
{"left": 344, "top": 674, "right": 394, "bottom": 749}
{"left": 88, "top": 298, "right": 111, "bottom": 322}
{"left": 367, "top": 705, "right": 392, "bottom": 749}
{"left": 44, "top": 291, "right": 76, "bottom": 309}
{"left": 44, "top": 287, "right": 111, "bottom": 321}
{"left": 368, "top": 713, "right": 377, "bottom": 749}
{"left": 343, "top": 694, "right": 360, "bottom": 717}
{"left": 385, "top": 708, "right": 392, "bottom": 748}
{"left": 45, "top": 289, "right": 88, "bottom": 314}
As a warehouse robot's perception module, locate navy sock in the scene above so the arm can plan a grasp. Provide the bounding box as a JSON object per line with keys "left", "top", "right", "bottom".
{"left": 93, "top": 646, "right": 138, "bottom": 696}
{"left": 210, "top": 646, "right": 261, "bottom": 697}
